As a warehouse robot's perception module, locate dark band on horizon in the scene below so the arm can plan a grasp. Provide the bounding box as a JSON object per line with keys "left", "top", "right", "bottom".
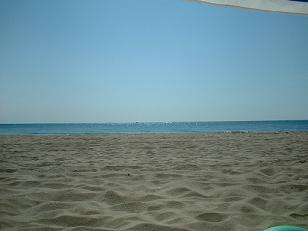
{"left": 289, "top": 0, "right": 308, "bottom": 2}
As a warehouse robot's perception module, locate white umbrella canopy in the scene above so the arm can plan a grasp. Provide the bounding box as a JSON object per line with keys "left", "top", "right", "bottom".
{"left": 194, "top": 0, "right": 308, "bottom": 15}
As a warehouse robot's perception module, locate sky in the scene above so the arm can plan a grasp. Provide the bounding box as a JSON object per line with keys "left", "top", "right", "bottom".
{"left": 0, "top": 0, "right": 308, "bottom": 123}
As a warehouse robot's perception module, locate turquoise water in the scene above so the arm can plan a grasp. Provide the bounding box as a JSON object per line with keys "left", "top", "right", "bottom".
{"left": 0, "top": 120, "right": 308, "bottom": 135}
{"left": 264, "top": 226, "right": 308, "bottom": 231}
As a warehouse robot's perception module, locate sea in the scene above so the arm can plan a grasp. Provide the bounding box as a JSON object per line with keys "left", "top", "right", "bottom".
{"left": 0, "top": 120, "right": 308, "bottom": 135}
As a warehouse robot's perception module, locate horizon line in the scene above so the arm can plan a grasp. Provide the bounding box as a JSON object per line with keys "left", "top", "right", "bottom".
{"left": 1, "top": 119, "right": 308, "bottom": 125}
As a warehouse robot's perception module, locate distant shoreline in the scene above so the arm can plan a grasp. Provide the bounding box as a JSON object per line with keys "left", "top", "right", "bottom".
{"left": 1, "top": 131, "right": 308, "bottom": 136}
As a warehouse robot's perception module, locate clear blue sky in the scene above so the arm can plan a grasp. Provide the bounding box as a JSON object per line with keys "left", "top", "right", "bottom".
{"left": 0, "top": 0, "right": 308, "bottom": 123}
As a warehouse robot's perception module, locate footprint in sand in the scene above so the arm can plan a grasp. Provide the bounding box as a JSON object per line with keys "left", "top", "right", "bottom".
{"left": 260, "top": 167, "right": 276, "bottom": 176}
{"left": 289, "top": 213, "right": 308, "bottom": 220}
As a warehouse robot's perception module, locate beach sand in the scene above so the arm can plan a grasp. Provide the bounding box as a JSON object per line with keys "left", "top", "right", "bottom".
{"left": 0, "top": 133, "right": 308, "bottom": 231}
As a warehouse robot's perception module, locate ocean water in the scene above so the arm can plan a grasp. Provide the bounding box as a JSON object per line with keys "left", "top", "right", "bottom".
{"left": 0, "top": 121, "right": 308, "bottom": 135}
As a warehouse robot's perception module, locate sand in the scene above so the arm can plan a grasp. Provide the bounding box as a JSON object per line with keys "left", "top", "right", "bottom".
{"left": 0, "top": 133, "right": 308, "bottom": 231}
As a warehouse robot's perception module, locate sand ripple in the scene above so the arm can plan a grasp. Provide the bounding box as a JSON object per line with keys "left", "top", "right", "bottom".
{"left": 1, "top": 133, "right": 308, "bottom": 230}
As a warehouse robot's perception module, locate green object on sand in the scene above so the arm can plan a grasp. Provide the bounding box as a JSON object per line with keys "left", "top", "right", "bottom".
{"left": 264, "top": 226, "right": 308, "bottom": 231}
